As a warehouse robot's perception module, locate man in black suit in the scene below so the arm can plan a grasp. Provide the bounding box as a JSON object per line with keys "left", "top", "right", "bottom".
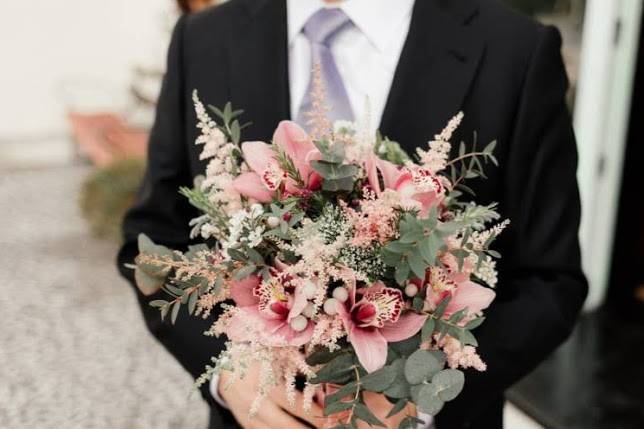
{"left": 117, "top": 0, "right": 588, "bottom": 427}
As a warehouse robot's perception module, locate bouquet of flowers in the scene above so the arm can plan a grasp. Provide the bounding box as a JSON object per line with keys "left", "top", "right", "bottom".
{"left": 133, "top": 79, "right": 507, "bottom": 428}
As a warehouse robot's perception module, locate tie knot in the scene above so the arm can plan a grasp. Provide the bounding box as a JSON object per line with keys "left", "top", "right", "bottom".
{"left": 302, "top": 8, "right": 352, "bottom": 46}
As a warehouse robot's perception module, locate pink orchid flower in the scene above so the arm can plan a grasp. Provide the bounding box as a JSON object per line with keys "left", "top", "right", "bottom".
{"left": 422, "top": 266, "right": 495, "bottom": 318}
{"left": 337, "top": 281, "right": 426, "bottom": 373}
{"left": 365, "top": 154, "right": 446, "bottom": 217}
{"left": 232, "top": 121, "right": 322, "bottom": 202}
{"left": 227, "top": 274, "right": 314, "bottom": 347}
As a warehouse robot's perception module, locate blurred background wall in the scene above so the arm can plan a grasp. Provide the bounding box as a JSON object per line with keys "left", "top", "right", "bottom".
{"left": 0, "top": 0, "right": 172, "bottom": 165}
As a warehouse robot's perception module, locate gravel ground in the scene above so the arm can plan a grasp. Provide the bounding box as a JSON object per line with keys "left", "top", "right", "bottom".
{"left": 0, "top": 166, "right": 209, "bottom": 428}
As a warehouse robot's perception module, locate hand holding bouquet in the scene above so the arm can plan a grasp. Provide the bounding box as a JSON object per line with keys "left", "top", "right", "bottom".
{"left": 133, "top": 81, "right": 507, "bottom": 428}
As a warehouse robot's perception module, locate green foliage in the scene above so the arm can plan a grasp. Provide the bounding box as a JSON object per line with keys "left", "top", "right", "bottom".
{"left": 79, "top": 157, "right": 145, "bottom": 241}
{"left": 374, "top": 132, "right": 411, "bottom": 165}
{"left": 273, "top": 145, "right": 305, "bottom": 187}
{"left": 404, "top": 350, "right": 442, "bottom": 385}
{"left": 134, "top": 233, "right": 174, "bottom": 295}
{"left": 207, "top": 101, "right": 250, "bottom": 146}
{"left": 380, "top": 210, "right": 449, "bottom": 285}
{"left": 383, "top": 359, "right": 410, "bottom": 399}
{"left": 311, "top": 140, "right": 359, "bottom": 192}
{"left": 446, "top": 135, "right": 498, "bottom": 199}
{"left": 180, "top": 185, "right": 220, "bottom": 218}
{"left": 310, "top": 353, "right": 356, "bottom": 384}
{"left": 415, "top": 369, "right": 465, "bottom": 415}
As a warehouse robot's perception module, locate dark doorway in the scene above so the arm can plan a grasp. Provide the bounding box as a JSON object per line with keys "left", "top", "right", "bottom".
{"left": 606, "top": 10, "right": 644, "bottom": 319}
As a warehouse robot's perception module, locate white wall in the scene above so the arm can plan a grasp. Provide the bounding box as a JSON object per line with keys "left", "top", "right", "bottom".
{"left": 574, "top": 0, "right": 643, "bottom": 310}
{"left": 0, "top": 0, "right": 174, "bottom": 143}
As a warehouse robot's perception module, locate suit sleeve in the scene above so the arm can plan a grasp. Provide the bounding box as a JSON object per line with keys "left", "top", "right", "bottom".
{"left": 436, "top": 26, "right": 588, "bottom": 427}
{"left": 116, "top": 15, "right": 224, "bottom": 407}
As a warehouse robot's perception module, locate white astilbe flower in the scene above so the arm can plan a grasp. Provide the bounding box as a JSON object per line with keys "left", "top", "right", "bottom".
{"left": 193, "top": 90, "right": 227, "bottom": 160}
{"left": 476, "top": 256, "right": 498, "bottom": 288}
{"left": 221, "top": 204, "right": 265, "bottom": 253}
{"left": 439, "top": 335, "right": 487, "bottom": 372}
{"left": 342, "top": 97, "right": 376, "bottom": 164}
{"left": 205, "top": 341, "right": 318, "bottom": 418}
{"left": 308, "top": 315, "right": 346, "bottom": 351}
{"left": 417, "top": 111, "right": 464, "bottom": 173}
{"left": 436, "top": 111, "right": 464, "bottom": 142}
{"left": 467, "top": 219, "right": 510, "bottom": 251}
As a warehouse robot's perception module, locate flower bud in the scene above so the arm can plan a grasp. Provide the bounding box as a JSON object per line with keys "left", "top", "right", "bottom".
{"left": 289, "top": 315, "right": 308, "bottom": 332}
{"left": 332, "top": 287, "right": 349, "bottom": 303}
{"left": 303, "top": 281, "right": 317, "bottom": 300}
{"left": 404, "top": 283, "right": 419, "bottom": 297}
{"left": 266, "top": 216, "right": 281, "bottom": 228}
{"left": 302, "top": 303, "right": 315, "bottom": 318}
{"left": 323, "top": 298, "right": 338, "bottom": 315}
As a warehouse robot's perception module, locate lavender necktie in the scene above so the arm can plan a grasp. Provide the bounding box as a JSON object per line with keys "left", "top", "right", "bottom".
{"left": 296, "top": 8, "right": 355, "bottom": 128}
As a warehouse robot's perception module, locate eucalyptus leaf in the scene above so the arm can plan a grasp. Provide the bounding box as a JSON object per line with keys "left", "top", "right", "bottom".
{"left": 410, "top": 384, "right": 423, "bottom": 403}
{"left": 311, "top": 354, "right": 355, "bottom": 384}
{"left": 483, "top": 140, "right": 497, "bottom": 154}
{"left": 234, "top": 264, "right": 257, "bottom": 280}
{"left": 383, "top": 359, "right": 410, "bottom": 399}
{"left": 246, "top": 247, "right": 264, "bottom": 265}
{"left": 384, "top": 241, "right": 415, "bottom": 254}
{"left": 404, "top": 350, "right": 442, "bottom": 385}
{"left": 188, "top": 291, "right": 199, "bottom": 315}
{"left": 361, "top": 364, "right": 397, "bottom": 392}
{"left": 432, "top": 369, "right": 465, "bottom": 402}
{"left": 230, "top": 120, "right": 241, "bottom": 144}
{"left": 324, "top": 382, "right": 358, "bottom": 406}
{"left": 412, "top": 296, "right": 425, "bottom": 312}
{"left": 416, "top": 383, "right": 444, "bottom": 415}
{"left": 386, "top": 399, "right": 408, "bottom": 418}
{"left": 137, "top": 234, "right": 174, "bottom": 258}
{"left": 419, "top": 234, "right": 442, "bottom": 264}
{"left": 322, "top": 176, "right": 355, "bottom": 192}
{"left": 170, "top": 301, "right": 181, "bottom": 324}
{"left": 165, "top": 284, "right": 184, "bottom": 296}
{"left": 457, "top": 329, "right": 478, "bottom": 347}
{"left": 389, "top": 338, "right": 421, "bottom": 359}
{"left": 135, "top": 268, "right": 164, "bottom": 296}
{"left": 307, "top": 347, "right": 341, "bottom": 366}
{"left": 324, "top": 401, "right": 354, "bottom": 416}
{"left": 433, "top": 296, "right": 451, "bottom": 318}
{"left": 421, "top": 318, "right": 435, "bottom": 342}
{"left": 353, "top": 403, "right": 385, "bottom": 427}
{"left": 407, "top": 251, "right": 427, "bottom": 279}
{"left": 381, "top": 248, "right": 402, "bottom": 266}
{"left": 448, "top": 308, "right": 468, "bottom": 324}
{"left": 399, "top": 416, "right": 426, "bottom": 429}
{"left": 394, "top": 263, "right": 410, "bottom": 285}
{"left": 227, "top": 248, "right": 246, "bottom": 262}
{"left": 465, "top": 317, "right": 485, "bottom": 330}
{"left": 486, "top": 249, "right": 502, "bottom": 259}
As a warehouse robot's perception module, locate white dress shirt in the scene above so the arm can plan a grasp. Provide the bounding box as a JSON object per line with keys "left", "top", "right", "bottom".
{"left": 288, "top": 0, "right": 414, "bottom": 131}
{"left": 212, "top": 1, "right": 434, "bottom": 427}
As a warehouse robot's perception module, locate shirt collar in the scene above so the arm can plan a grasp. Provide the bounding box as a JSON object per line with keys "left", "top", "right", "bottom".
{"left": 287, "top": 0, "right": 415, "bottom": 53}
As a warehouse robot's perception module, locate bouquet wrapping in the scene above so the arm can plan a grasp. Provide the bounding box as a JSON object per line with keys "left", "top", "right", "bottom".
{"left": 133, "top": 81, "right": 507, "bottom": 428}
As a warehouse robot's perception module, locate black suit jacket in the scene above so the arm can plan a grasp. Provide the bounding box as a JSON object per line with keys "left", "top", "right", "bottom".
{"left": 117, "top": 0, "right": 588, "bottom": 427}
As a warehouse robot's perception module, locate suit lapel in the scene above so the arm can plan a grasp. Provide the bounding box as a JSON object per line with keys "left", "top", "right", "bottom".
{"left": 380, "top": 0, "right": 485, "bottom": 154}
{"left": 228, "top": 0, "right": 291, "bottom": 142}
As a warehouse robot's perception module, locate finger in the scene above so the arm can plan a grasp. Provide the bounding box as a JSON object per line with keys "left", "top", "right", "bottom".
{"left": 256, "top": 400, "right": 312, "bottom": 429}
{"left": 247, "top": 422, "right": 273, "bottom": 429}
{"left": 271, "top": 389, "right": 326, "bottom": 427}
